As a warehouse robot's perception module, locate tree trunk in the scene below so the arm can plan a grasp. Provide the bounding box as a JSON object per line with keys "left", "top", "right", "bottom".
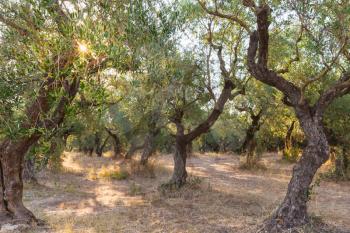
{"left": 239, "top": 110, "right": 262, "bottom": 154}
{"left": 0, "top": 161, "right": 11, "bottom": 224}
{"left": 166, "top": 110, "right": 189, "bottom": 188}
{"left": 334, "top": 146, "right": 349, "bottom": 178}
{"left": 0, "top": 138, "right": 40, "bottom": 225}
{"left": 141, "top": 128, "right": 160, "bottom": 165}
{"left": 242, "top": 2, "right": 350, "bottom": 231}
{"left": 95, "top": 133, "right": 109, "bottom": 157}
{"left": 125, "top": 140, "right": 143, "bottom": 160}
{"left": 22, "top": 157, "right": 37, "bottom": 183}
{"left": 106, "top": 128, "right": 122, "bottom": 159}
{"left": 96, "top": 135, "right": 109, "bottom": 157}
{"left": 266, "top": 114, "right": 329, "bottom": 231}
{"left": 186, "top": 141, "right": 193, "bottom": 158}
{"left": 245, "top": 138, "right": 257, "bottom": 166}
{"left": 169, "top": 137, "right": 188, "bottom": 188}
{"left": 284, "top": 121, "right": 295, "bottom": 151}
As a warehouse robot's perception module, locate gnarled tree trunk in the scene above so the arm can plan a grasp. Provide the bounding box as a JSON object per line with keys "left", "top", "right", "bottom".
{"left": 106, "top": 128, "right": 122, "bottom": 159}
{"left": 0, "top": 137, "right": 40, "bottom": 225}
{"left": 267, "top": 114, "right": 329, "bottom": 230}
{"left": 239, "top": 109, "right": 262, "bottom": 155}
{"left": 170, "top": 137, "right": 188, "bottom": 187}
{"left": 167, "top": 112, "right": 188, "bottom": 187}
{"left": 95, "top": 133, "right": 109, "bottom": 157}
{"left": 166, "top": 77, "right": 239, "bottom": 187}
{"left": 243, "top": 4, "right": 350, "bottom": 229}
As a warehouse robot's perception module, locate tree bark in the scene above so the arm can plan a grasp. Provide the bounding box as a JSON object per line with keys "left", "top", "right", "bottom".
{"left": 165, "top": 42, "right": 242, "bottom": 187}
{"left": 284, "top": 121, "right": 295, "bottom": 150}
{"left": 95, "top": 132, "right": 109, "bottom": 157}
{"left": 164, "top": 110, "right": 189, "bottom": 187}
{"left": 140, "top": 131, "right": 159, "bottom": 165}
{"left": 0, "top": 56, "right": 82, "bottom": 225}
{"left": 105, "top": 128, "right": 122, "bottom": 159}
{"left": 169, "top": 137, "right": 188, "bottom": 187}
{"left": 239, "top": 109, "right": 262, "bottom": 154}
{"left": 267, "top": 113, "right": 329, "bottom": 230}
{"left": 0, "top": 137, "right": 40, "bottom": 224}
{"left": 23, "top": 157, "right": 37, "bottom": 183}
{"left": 242, "top": 3, "right": 350, "bottom": 230}
{"left": 125, "top": 139, "right": 143, "bottom": 160}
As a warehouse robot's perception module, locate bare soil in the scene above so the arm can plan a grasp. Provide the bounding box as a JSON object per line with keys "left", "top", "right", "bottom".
{"left": 21, "top": 152, "right": 350, "bottom": 233}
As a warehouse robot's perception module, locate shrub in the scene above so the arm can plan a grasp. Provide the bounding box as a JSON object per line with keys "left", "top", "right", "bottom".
{"left": 97, "top": 166, "right": 129, "bottom": 180}
{"left": 282, "top": 146, "right": 301, "bottom": 162}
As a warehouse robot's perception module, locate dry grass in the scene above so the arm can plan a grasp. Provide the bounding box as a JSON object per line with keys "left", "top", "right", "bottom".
{"left": 20, "top": 151, "right": 350, "bottom": 233}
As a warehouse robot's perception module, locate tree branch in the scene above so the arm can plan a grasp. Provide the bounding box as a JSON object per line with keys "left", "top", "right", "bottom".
{"left": 198, "top": 0, "right": 251, "bottom": 33}
{"left": 246, "top": 5, "right": 302, "bottom": 107}
{"left": 315, "top": 72, "right": 350, "bottom": 117}
{"left": 277, "top": 25, "right": 303, "bottom": 74}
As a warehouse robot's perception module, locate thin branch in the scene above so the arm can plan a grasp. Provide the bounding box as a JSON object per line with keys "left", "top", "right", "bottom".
{"left": 277, "top": 25, "right": 303, "bottom": 74}
{"left": 206, "top": 40, "right": 216, "bottom": 102}
{"left": 301, "top": 39, "right": 347, "bottom": 94}
{"left": 315, "top": 72, "right": 350, "bottom": 117}
{"left": 198, "top": 0, "right": 251, "bottom": 33}
{"left": 246, "top": 5, "right": 302, "bottom": 107}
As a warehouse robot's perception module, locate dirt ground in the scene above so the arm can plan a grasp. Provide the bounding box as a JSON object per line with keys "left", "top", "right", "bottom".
{"left": 22, "top": 152, "right": 350, "bottom": 233}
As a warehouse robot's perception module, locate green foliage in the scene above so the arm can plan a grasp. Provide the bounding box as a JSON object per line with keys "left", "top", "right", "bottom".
{"left": 282, "top": 147, "right": 302, "bottom": 163}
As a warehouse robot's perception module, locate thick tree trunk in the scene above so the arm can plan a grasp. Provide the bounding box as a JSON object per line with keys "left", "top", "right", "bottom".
{"left": 0, "top": 138, "right": 40, "bottom": 225}
{"left": 166, "top": 111, "right": 189, "bottom": 188}
{"left": 106, "top": 128, "right": 122, "bottom": 159}
{"left": 140, "top": 134, "right": 154, "bottom": 165}
{"left": 0, "top": 161, "right": 11, "bottom": 224}
{"left": 140, "top": 129, "right": 160, "bottom": 165}
{"left": 169, "top": 137, "right": 188, "bottom": 187}
{"left": 125, "top": 140, "right": 143, "bottom": 160}
{"left": 22, "top": 157, "right": 37, "bottom": 183}
{"left": 239, "top": 109, "right": 262, "bottom": 154}
{"left": 266, "top": 115, "right": 329, "bottom": 231}
{"left": 242, "top": 2, "right": 350, "bottom": 231}
{"left": 95, "top": 133, "right": 109, "bottom": 157}
{"left": 245, "top": 139, "right": 257, "bottom": 166}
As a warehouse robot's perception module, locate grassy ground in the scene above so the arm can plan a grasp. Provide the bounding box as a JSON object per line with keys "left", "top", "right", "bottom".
{"left": 21, "top": 152, "right": 350, "bottom": 233}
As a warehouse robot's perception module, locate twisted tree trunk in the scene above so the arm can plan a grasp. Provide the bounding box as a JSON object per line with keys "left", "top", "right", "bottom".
{"left": 267, "top": 113, "right": 329, "bottom": 230}
{"left": 106, "top": 128, "right": 122, "bottom": 159}
{"left": 239, "top": 109, "right": 262, "bottom": 155}
{"left": 0, "top": 137, "right": 40, "bottom": 224}
{"left": 95, "top": 133, "right": 109, "bottom": 157}
{"left": 166, "top": 76, "right": 239, "bottom": 187}
{"left": 0, "top": 76, "right": 79, "bottom": 224}
{"left": 243, "top": 4, "right": 350, "bottom": 230}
